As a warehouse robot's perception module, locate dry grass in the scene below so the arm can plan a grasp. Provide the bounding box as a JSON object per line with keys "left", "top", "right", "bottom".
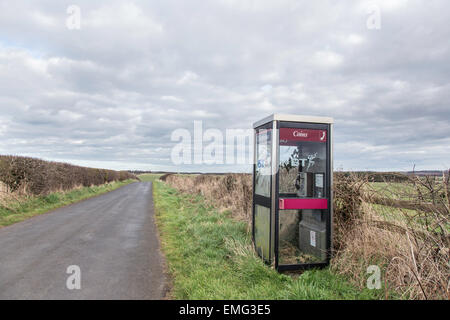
{"left": 165, "top": 174, "right": 252, "bottom": 223}
{"left": 331, "top": 172, "right": 449, "bottom": 300}
{"left": 163, "top": 171, "right": 449, "bottom": 300}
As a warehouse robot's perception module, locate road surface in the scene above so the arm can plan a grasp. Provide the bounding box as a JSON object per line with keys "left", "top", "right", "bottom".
{"left": 0, "top": 182, "right": 167, "bottom": 300}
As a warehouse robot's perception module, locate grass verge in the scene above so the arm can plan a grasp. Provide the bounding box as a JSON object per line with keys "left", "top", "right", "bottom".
{"left": 153, "top": 180, "right": 385, "bottom": 300}
{"left": 0, "top": 179, "right": 136, "bottom": 227}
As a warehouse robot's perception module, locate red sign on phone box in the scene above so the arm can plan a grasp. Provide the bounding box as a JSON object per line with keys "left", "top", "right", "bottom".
{"left": 279, "top": 128, "right": 327, "bottom": 144}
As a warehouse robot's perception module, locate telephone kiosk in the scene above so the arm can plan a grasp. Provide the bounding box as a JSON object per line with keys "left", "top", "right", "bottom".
{"left": 252, "top": 114, "right": 333, "bottom": 271}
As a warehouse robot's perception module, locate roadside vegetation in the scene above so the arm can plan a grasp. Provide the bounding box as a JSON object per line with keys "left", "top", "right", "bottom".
{"left": 158, "top": 172, "right": 449, "bottom": 300}
{"left": 153, "top": 180, "right": 384, "bottom": 300}
{"left": 0, "top": 155, "right": 139, "bottom": 227}
{"left": 0, "top": 179, "right": 136, "bottom": 227}
{"left": 0, "top": 155, "right": 137, "bottom": 195}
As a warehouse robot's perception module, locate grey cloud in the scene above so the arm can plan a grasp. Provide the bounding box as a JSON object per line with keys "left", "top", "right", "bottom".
{"left": 0, "top": 0, "right": 449, "bottom": 171}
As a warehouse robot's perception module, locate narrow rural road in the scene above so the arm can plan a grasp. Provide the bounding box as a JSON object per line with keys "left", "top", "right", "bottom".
{"left": 0, "top": 182, "right": 167, "bottom": 300}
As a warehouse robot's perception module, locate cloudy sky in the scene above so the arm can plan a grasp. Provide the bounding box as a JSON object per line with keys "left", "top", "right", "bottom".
{"left": 0, "top": 0, "right": 449, "bottom": 172}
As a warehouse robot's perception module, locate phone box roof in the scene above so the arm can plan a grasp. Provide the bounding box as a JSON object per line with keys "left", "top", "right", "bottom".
{"left": 253, "top": 114, "right": 334, "bottom": 129}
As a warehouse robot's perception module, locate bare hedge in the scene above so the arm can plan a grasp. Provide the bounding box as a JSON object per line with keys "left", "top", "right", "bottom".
{"left": 0, "top": 155, "right": 137, "bottom": 195}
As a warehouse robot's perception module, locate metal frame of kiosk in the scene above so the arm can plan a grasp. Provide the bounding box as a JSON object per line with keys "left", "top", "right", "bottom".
{"left": 252, "top": 114, "right": 333, "bottom": 271}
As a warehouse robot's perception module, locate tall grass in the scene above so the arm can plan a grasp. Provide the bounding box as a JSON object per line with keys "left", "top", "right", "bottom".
{"left": 163, "top": 171, "right": 449, "bottom": 300}
{"left": 164, "top": 174, "right": 252, "bottom": 222}
{"left": 334, "top": 173, "right": 449, "bottom": 300}
{"left": 153, "top": 181, "right": 382, "bottom": 299}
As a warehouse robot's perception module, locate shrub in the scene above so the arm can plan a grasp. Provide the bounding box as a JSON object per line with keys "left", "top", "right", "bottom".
{"left": 0, "top": 155, "right": 137, "bottom": 196}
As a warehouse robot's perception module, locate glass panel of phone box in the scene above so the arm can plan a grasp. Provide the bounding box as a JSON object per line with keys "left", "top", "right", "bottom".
{"left": 278, "top": 128, "right": 327, "bottom": 265}
{"left": 254, "top": 128, "right": 272, "bottom": 262}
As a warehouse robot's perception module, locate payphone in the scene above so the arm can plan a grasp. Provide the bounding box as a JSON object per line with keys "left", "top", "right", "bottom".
{"left": 252, "top": 114, "right": 333, "bottom": 271}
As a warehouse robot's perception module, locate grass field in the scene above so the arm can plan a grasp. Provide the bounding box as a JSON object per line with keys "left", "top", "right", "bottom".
{"left": 368, "top": 181, "right": 449, "bottom": 230}
{"left": 138, "top": 173, "right": 163, "bottom": 182}
{"left": 153, "top": 180, "right": 385, "bottom": 300}
{"left": 368, "top": 180, "right": 445, "bottom": 202}
{"left": 368, "top": 182, "right": 416, "bottom": 200}
{"left": 0, "top": 179, "right": 136, "bottom": 227}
